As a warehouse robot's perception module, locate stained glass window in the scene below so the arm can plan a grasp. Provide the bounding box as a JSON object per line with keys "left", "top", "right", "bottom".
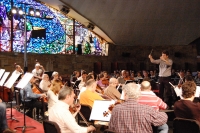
{"left": 0, "top": 0, "right": 108, "bottom": 56}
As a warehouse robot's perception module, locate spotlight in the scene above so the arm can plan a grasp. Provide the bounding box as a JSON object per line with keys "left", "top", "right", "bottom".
{"left": 87, "top": 23, "right": 95, "bottom": 30}
{"left": 35, "top": 9, "right": 40, "bottom": 16}
{"left": 29, "top": 7, "right": 34, "bottom": 16}
{"left": 60, "top": 5, "right": 70, "bottom": 14}
{"left": 11, "top": 7, "right": 17, "bottom": 14}
{"left": 18, "top": 7, "right": 23, "bottom": 15}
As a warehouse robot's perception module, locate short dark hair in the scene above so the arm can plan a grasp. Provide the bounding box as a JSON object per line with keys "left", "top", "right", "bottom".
{"left": 162, "top": 50, "right": 169, "bottom": 56}
{"left": 58, "top": 86, "right": 73, "bottom": 100}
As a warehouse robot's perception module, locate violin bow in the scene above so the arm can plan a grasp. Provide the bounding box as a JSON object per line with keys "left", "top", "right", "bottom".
{"left": 169, "top": 82, "right": 175, "bottom": 89}
{"left": 149, "top": 49, "right": 153, "bottom": 55}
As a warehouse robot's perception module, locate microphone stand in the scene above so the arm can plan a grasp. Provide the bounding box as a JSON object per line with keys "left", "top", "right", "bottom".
{"left": 15, "top": 89, "right": 36, "bottom": 133}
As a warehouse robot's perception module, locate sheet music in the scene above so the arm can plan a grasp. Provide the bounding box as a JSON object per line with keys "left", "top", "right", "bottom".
{"left": 0, "top": 72, "right": 10, "bottom": 86}
{"left": 16, "top": 73, "right": 33, "bottom": 89}
{"left": 174, "top": 86, "right": 182, "bottom": 97}
{"left": 120, "top": 90, "right": 125, "bottom": 100}
{"left": 0, "top": 69, "right": 5, "bottom": 79}
{"left": 4, "top": 72, "right": 20, "bottom": 89}
{"left": 90, "top": 100, "right": 115, "bottom": 121}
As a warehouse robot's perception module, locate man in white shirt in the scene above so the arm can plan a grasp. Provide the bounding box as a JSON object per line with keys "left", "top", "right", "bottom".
{"left": 49, "top": 86, "right": 95, "bottom": 133}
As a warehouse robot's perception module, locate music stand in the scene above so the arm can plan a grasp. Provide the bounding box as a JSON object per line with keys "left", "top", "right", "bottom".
{"left": 3, "top": 72, "right": 19, "bottom": 122}
{"left": 15, "top": 73, "right": 36, "bottom": 133}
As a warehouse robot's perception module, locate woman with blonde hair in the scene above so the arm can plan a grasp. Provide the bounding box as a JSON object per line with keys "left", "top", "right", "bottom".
{"left": 47, "top": 79, "right": 63, "bottom": 111}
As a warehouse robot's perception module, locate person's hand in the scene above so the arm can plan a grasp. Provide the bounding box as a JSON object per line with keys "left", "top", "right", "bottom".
{"left": 148, "top": 54, "right": 152, "bottom": 58}
{"left": 76, "top": 104, "right": 81, "bottom": 112}
{"left": 160, "top": 56, "right": 165, "bottom": 61}
{"left": 40, "top": 93, "right": 46, "bottom": 98}
{"left": 87, "top": 125, "right": 96, "bottom": 132}
{"left": 0, "top": 99, "right": 2, "bottom": 103}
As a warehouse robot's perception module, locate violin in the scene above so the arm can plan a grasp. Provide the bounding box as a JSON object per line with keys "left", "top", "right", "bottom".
{"left": 69, "top": 104, "right": 80, "bottom": 114}
{"left": 96, "top": 84, "right": 104, "bottom": 94}
{"left": 102, "top": 79, "right": 109, "bottom": 86}
{"left": 103, "top": 100, "right": 124, "bottom": 117}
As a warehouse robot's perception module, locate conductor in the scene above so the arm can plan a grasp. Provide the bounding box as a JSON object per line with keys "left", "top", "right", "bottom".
{"left": 148, "top": 50, "right": 173, "bottom": 108}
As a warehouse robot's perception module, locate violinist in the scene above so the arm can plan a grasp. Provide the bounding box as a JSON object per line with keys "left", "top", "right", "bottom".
{"left": 177, "top": 70, "right": 185, "bottom": 88}
{"left": 49, "top": 86, "right": 96, "bottom": 133}
{"left": 51, "top": 71, "right": 62, "bottom": 83}
{"left": 109, "top": 83, "right": 168, "bottom": 133}
{"left": 20, "top": 77, "right": 46, "bottom": 119}
{"left": 80, "top": 79, "right": 104, "bottom": 108}
{"left": 47, "top": 79, "right": 62, "bottom": 111}
{"left": 77, "top": 70, "right": 87, "bottom": 90}
{"left": 103, "top": 78, "right": 121, "bottom": 100}
{"left": 97, "top": 73, "right": 108, "bottom": 89}
{"left": 117, "top": 70, "right": 126, "bottom": 84}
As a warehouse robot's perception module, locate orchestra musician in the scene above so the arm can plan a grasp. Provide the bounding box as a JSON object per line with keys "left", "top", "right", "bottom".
{"left": 20, "top": 76, "right": 46, "bottom": 119}
{"left": 32, "top": 63, "right": 43, "bottom": 80}
{"left": 12, "top": 64, "right": 23, "bottom": 75}
{"left": 49, "top": 86, "right": 96, "bottom": 133}
{"left": 77, "top": 70, "right": 87, "bottom": 90}
{"left": 47, "top": 79, "right": 62, "bottom": 111}
{"left": 138, "top": 81, "right": 168, "bottom": 133}
{"left": 174, "top": 81, "right": 200, "bottom": 122}
{"left": 117, "top": 70, "right": 126, "bottom": 84}
{"left": 109, "top": 83, "right": 168, "bottom": 133}
{"left": 39, "top": 74, "right": 51, "bottom": 92}
{"left": 177, "top": 70, "right": 185, "bottom": 88}
{"left": 79, "top": 79, "right": 104, "bottom": 108}
{"left": 97, "top": 73, "right": 108, "bottom": 89}
{"left": 103, "top": 78, "right": 121, "bottom": 100}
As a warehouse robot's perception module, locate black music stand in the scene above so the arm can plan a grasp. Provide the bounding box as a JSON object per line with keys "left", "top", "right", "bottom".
{"left": 14, "top": 73, "right": 36, "bottom": 133}
{"left": 2, "top": 72, "right": 19, "bottom": 122}
{"left": 5, "top": 86, "right": 19, "bottom": 122}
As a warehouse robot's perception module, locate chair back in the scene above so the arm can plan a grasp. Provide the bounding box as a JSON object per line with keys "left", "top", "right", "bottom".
{"left": 43, "top": 120, "right": 61, "bottom": 133}
{"left": 103, "top": 129, "right": 115, "bottom": 133}
{"left": 173, "top": 117, "right": 200, "bottom": 133}
{"left": 78, "top": 104, "right": 93, "bottom": 126}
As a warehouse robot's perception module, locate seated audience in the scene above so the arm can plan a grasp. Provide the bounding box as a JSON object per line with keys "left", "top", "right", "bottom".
{"left": 49, "top": 86, "right": 95, "bottom": 133}
{"left": 109, "top": 83, "right": 168, "bottom": 133}
{"left": 39, "top": 74, "right": 51, "bottom": 92}
{"left": 103, "top": 78, "right": 121, "bottom": 100}
{"left": 80, "top": 79, "right": 104, "bottom": 108}
{"left": 138, "top": 81, "right": 168, "bottom": 133}
{"left": 174, "top": 81, "right": 200, "bottom": 122}
{"left": 47, "top": 79, "right": 62, "bottom": 111}
{"left": 0, "top": 99, "right": 15, "bottom": 133}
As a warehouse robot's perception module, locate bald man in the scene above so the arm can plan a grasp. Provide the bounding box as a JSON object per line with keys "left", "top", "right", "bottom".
{"left": 138, "top": 81, "right": 168, "bottom": 133}
{"left": 104, "top": 78, "right": 121, "bottom": 100}
{"left": 138, "top": 81, "right": 167, "bottom": 111}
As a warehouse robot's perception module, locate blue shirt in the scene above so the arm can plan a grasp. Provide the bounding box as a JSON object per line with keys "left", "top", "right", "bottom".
{"left": 20, "top": 82, "right": 41, "bottom": 102}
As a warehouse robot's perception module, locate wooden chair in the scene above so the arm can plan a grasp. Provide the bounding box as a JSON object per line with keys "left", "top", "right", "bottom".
{"left": 173, "top": 117, "right": 200, "bottom": 133}
{"left": 43, "top": 120, "right": 61, "bottom": 133}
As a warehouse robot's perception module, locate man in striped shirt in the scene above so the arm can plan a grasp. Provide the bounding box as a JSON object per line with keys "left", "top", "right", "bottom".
{"left": 138, "top": 81, "right": 168, "bottom": 133}
{"left": 138, "top": 81, "right": 167, "bottom": 111}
